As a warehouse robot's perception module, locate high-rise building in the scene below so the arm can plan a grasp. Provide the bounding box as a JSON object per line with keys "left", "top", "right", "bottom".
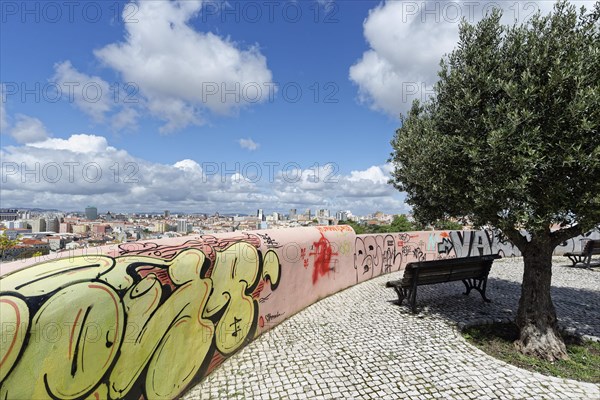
{"left": 85, "top": 206, "right": 98, "bottom": 220}
{"left": 164, "top": 210, "right": 170, "bottom": 218}
{"left": 45, "top": 217, "right": 59, "bottom": 233}
{"left": 30, "top": 218, "right": 46, "bottom": 232}
{"left": 336, "top": 211, "right": 348, "bottom": 221}
{"left": 177, "top": 219, "right": 189, "bottom": 233}
{"left": 289, "top": 209, "right": 297, "bottom": 220}
{"left": 316, "top": 209, "right": 330, "bottom": 218}
{"left": 257, "top": 209, "right": 265, "bottom": 221}
{"left": 305, "top": 209, "right": 312, "bottom": 219}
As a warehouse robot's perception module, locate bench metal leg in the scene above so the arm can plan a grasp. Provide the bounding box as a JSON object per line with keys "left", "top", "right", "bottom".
{"left": 392, "top": 286, "right": 408, "bottom": 305}
{"left": 566, "top": 254, "right": 595, "bottom": 268}
{"left": 409, "top": 279, "right": 419, "bottom": 313}
{"left": 567, "top": 254, "right": 584, "bottom": 267}
{"left": 462, "top": 278, "right": 491, "bottom": 303}
{"left": 391, "top": 286, "right": 418, "bottom": 313}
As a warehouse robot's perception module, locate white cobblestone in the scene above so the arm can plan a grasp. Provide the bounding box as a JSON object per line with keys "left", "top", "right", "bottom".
{"left": 183, "top": 257, "right": 600, "bottom": 399}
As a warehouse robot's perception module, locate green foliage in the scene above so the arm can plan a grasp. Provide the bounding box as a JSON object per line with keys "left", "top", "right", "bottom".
{"left": 390, "top": 215, "right": 416, "bottom": 232}
{"left": 432, "top": 219, "right": 464, "bottom": 231}
{"left": 0, "top": 232, "right": 20, "bottom": 259}
{"left": 340, "top": 215, "right": 424, "bottom": 234}
{"left": 390, "top": 1, "right": 600, "bottom": 239}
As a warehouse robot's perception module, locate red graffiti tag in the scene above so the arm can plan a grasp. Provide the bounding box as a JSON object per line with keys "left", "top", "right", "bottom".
{"left": 310, "top": 233, "right": 338, "bottom": 284}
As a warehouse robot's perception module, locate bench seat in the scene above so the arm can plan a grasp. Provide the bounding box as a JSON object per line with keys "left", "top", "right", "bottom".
{"left": 386, "top": 255, "right": 501, "bottom": 313}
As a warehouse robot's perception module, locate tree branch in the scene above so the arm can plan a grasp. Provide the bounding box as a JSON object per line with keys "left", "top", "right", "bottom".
{"left": 499, "top": 226, "right": 529, "bottom": 252}
{"left": 550, "top": 225, "right": 584, "bottom": 248}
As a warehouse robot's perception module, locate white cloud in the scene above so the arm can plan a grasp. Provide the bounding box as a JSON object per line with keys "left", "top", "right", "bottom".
{"left": 348, "top": 165, "right": 388, "bottom": 184}
{"left": 174, "top": 159, "right": 202, "bottom": 173}
{"left": 238, "top": 138, "right": 259, "bottom": 151}
{"left": 52, "top": 61, "right": 113, "bottom": 123}
{"left": 0, "top": 94, "right": 9, "bottom": 133}
{"left": 1, "top": 132, "right": 407, "bottom": 214}
{"left": 94, "top": 0, "right": 273, "bottom": 132}
{"left": 29, "top": 134, "right": 116, "bottom": 153}
{"left": 111, "top": 108, "right": 140, "bottom": 131}
{"left": 350, "top": 1, "right": 572, "bottom": 116}
{"left": 9, "top": 115, "right": 50, "bottom": 144}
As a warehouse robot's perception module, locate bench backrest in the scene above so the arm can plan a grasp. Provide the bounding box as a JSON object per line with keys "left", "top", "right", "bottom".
{"left": 583, "top": 239, "right": 600, "bottom": 255}
{"left": 402, "top": 255, "right": 500, "bottom": 286}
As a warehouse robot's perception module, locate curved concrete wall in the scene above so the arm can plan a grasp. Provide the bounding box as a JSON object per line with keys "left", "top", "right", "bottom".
{"left": 0, "top": 226, "right": 597, "bottom": 399}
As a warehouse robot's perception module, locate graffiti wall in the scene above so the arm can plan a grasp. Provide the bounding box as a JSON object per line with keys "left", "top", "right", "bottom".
{"left": 353, "top": 228, "right": 600, "bottom": 283}
{"left": 353, "top": 230, "right": 520, "bottom": 284}
{"left": 0, "top": 226, "right": 597, "bottom": 399}
{"left": 0, "top": 226, "right": 356, "bottom": 400}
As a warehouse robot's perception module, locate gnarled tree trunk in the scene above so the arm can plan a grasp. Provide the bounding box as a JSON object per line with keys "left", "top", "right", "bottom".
{"left": 515, "top": 237, "right": 568, "bottom": 361}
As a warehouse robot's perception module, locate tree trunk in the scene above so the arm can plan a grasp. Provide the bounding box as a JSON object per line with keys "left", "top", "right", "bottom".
{"left": 515, "top": 237, "right": 568, "bottom": 361}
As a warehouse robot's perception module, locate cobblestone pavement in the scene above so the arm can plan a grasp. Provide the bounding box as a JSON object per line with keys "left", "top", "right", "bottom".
{"left": 184, "top": 257, "right": 600, "bottom": 400}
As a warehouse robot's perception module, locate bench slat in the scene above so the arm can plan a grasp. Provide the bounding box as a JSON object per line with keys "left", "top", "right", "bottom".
{"left": 387, "top": 255, "right": 499, "bottom": 313}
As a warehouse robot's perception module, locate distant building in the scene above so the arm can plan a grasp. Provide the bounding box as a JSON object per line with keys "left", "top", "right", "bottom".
{"left": 43, "top": 236, "right": 65, "bottom": 251}
{"left": 1, "top": 228, "right": 31, "bottom": 239}
{"left": 85, "top": 206, "right": 98, "bottom": 220}
{"left": 30, "top": 218, "right": 46, "bottom": 233}
{"left": 164, "top": 210, "right": 170, "bottom": 218}
{"left": 177, "top": 219, "right": 189, "bottom": 233}
{"left": 72, "top": 224, "right": 90, "bottom": 235}
{"left": 0, "top": 209, "right": 19, "bottom": 221}
{"left": 316, "top": 209, "right": 330, "bottom": 218}
{"left": 305, "top": 209, "right": 312, "bottom": 219}
{"left": 289, "top": 209, "right": 297, "bottom": 220}
{"left": 92, "top": 224, "right": 111, "bottom": 236}
{"left": 257, "top": 209, "right": 265, "bottom": 221}
{"left": 336, "top": 211, "right": 348, "bottom": 221}
{"left": 59, "top": 222, "right": 73, "bottom": 233}
{"left": 154, "top": 221, "right": 167, "bottom": 233}
{"left": 45, "top": 217, "right": 59, "bottom": 233}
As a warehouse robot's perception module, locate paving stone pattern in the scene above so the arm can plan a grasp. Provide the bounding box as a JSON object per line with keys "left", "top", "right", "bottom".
{"left": 184, "top": 257, "right": 600, "bottom": 399}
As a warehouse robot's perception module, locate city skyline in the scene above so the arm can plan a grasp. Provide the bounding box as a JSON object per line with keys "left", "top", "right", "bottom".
{"left": 1, "top": 1, "right": 570, "bottom": 214}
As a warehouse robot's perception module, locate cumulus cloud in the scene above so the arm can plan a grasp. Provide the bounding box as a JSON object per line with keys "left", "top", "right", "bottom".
{"left": 1, "top": 133, "right": 407, "bottom": 214}
{"left": 52, "top": 61, "right": 113, "bottom": 122}
{"left": 9, "top": 115, "right": 50, "bottom": 144}
{"left": 238, "top": 138, "right": 259, "bottom": 151}
{"left": 28, "top": 134, "right": 115, "bottom": 153}
{"left": 348, "top": 165, "right": 389, "bottom": 185}
{"left": 350, "top": 0, "right": 569, "bottom": 116}
{"left": 174, "top": 159, "right": 203, "bottom": 173}
{"left": 93, "top": 0, "right": 273, "bottom": 132}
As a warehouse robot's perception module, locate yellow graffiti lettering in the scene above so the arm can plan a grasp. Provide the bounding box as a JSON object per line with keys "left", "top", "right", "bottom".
{"left": 0, "top": 256, "right": 114, "bottom": 296}
{"left": 0, "top": 296, "right": 29, "bottom": 383}
{"left": 0, "top": 282, "right": 123, "bottom": 400}
{"left": 0, "top": 239, "right": 282, "bottom": 400}
{"left": 109, "top": 249, "right": 213, "bottom": 400}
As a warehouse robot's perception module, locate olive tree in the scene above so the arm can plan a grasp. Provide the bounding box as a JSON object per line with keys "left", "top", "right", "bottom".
{"left": 389, "top": 1, "right": 599, "bottom": 360}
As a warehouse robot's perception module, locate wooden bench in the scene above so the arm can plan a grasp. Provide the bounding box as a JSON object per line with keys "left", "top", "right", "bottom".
{"left": 564, "top": 239, "right": 600, "bottom": 268}
{"left": 386, "top": 255, "right": 501, "bottom": 313}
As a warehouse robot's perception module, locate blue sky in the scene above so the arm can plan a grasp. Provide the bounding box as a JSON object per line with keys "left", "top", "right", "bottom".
{"left": 0, "top": 0, "right": 580, "bottom": 214}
